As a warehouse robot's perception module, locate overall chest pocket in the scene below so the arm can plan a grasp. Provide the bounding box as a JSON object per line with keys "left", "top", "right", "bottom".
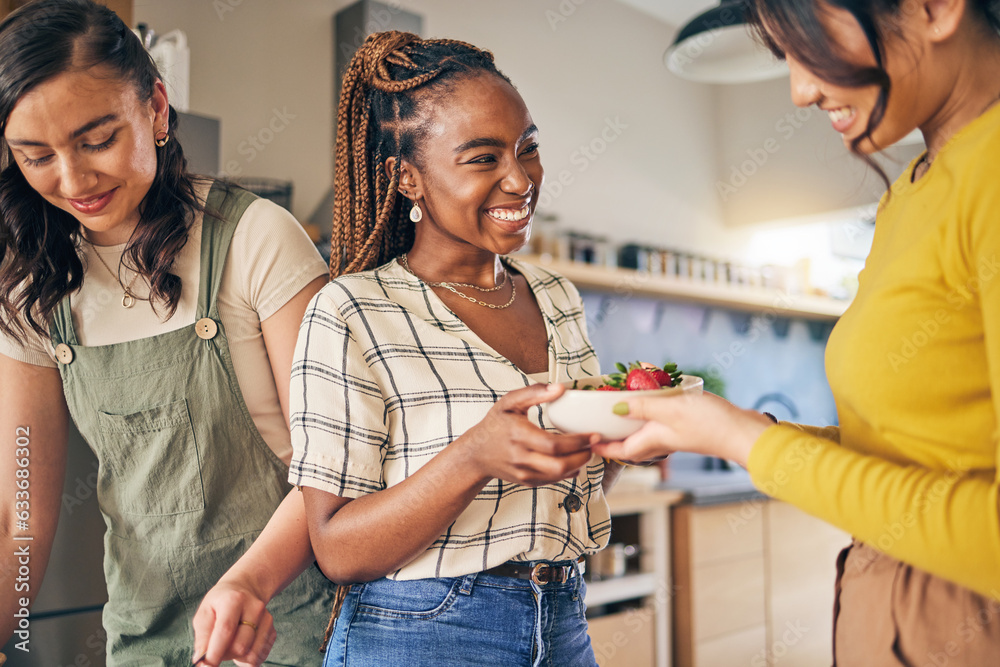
{"left": 97, "top": 398, "right": 207, "bottom": 516}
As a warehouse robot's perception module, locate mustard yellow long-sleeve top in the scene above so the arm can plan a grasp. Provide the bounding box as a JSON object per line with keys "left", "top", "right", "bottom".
{"left": 748, "top": 104, "right": 1000, "bottom": 600}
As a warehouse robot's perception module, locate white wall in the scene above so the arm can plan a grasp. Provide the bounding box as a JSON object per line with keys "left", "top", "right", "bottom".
{"left": 133, "top": 0, "right": 766, "bottom": 253}
{"left": 714, "top": 77, "right": 923, "bottom": 226}
{"left": 133, "top": 0, "right": 902, "bottom": 267}
{"left": 134, "top": 0, "right": 345, "bottom": 225}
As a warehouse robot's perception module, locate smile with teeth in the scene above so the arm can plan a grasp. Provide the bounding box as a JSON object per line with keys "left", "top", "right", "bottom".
{"left": 487, "top": 204, "right": 530, "bottom": 223}
{"left": 828, "top": 106, "right": 855, "bottom": 123}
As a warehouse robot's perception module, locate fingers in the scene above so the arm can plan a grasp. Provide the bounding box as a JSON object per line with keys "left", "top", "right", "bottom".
{"left": 592, "top": 422, "right": 675, "bottom": 463}
{"left": 191, "top": 603, "right": 217, "bottom": 665}
{"left": 511, "top": 448, "right": 594, "bottom": 486}
{"left": 496, "top": 383, "right": 565, "bottom": 414}
{"left": 233, "top": 613, "right": 277, "bottom": 667}
{"left": 612, "top": 392, "right": 696, "bottom": 424}
{"left": 191, "top": 588, "right": 268, "bottom": 666}
{"left": 523, "top": 430, "right": 598, "bottom": 457}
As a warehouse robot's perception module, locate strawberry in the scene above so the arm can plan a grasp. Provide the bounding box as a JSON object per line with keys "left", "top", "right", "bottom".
{"left": 647, "top": 368, "right": 674, "bottom": 387}
{"left": 596, "top": 385, "right": 622, "bottom": 391}
{"left": 625, "top": 367, "right": 661, "bottom": 391}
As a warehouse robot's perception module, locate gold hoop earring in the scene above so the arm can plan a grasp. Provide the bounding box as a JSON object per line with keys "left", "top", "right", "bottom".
{"left": 409, "top": 202, "right": 423, "bottom": 223}
{"left": 155, "top": 131, "right": 170, "bottom": 148}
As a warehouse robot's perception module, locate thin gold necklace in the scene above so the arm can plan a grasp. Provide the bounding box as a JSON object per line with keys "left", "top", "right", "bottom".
{"left": 399, "top": 254, "right": 517, "bottom": 310}
{"left": 86, "top": 242, "right": 142, "bottom": 308}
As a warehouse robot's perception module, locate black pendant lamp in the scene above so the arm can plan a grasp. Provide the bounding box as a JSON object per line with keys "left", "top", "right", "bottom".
{"left": 665, "top": 0, "right": 787, "bottom": 84}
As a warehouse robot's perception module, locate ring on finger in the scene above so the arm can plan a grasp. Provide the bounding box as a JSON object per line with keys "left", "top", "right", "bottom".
{"left": 239, "top": 619, "right": 258, "bottom": 631}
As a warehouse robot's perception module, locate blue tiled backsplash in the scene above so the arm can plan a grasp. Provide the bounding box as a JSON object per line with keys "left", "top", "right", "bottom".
{"left": 579, "top": 290, "right": 839, "bottom": 428}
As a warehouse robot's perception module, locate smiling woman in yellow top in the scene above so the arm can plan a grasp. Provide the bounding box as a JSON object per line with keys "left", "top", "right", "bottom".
{"left": 592, "top": 0, "right": 1000, "bottom": 664}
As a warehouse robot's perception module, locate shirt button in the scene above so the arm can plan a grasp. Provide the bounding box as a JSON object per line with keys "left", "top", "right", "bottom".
{"left": 562, "top": 493, "right": 582, "bottom": 513}
{"left": 55, "top": 343, "right": 74, "bottom": 365}
{"left": 195, "top": 318, "right": 218, "bottom": 340}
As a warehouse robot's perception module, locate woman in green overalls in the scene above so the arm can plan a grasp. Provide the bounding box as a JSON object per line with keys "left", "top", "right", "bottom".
{"left": 0, "top": 1, "right": 335, "bottom": 664}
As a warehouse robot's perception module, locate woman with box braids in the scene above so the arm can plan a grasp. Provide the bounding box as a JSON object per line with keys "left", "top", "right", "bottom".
{"left": 196, "top": 31, "right": 623, "bottom": 667}
{"left": 329, "top": 31, "right": 510, "bottom": 276}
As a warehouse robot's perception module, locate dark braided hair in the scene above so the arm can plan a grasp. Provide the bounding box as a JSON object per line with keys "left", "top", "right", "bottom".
{"left": 0, "top": 0, "right": 202, "bottom": 340}
{"left": 745, "top": 0, "right": 1000, "bottom": 187}
{"left": 330, "top": 31, "right": 511, "bottom": 277}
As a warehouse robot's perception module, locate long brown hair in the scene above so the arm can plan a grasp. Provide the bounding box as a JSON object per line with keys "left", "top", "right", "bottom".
{"left": 330, "top": 31, "right": 511, "bottom": 277}
{"left": 0, "top": 0, "right": 201, "bottom": 341}
{"left": 745, "top": 0, "right": 1000, "bottom": 186}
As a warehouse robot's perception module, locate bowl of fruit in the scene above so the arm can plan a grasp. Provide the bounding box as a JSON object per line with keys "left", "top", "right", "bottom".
{"left": 546, "top": 362, "right": 704, "bottom": 441}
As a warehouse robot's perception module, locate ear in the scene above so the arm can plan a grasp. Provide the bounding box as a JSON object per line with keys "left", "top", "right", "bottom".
{"left": 150, "top": 79, "right": 170, "bottom": 130}
{"left": 919, "top": 0, "right": 965, "bottom": 42}
{"left": 385, "top": 156, "right": 424, "bottom": 201}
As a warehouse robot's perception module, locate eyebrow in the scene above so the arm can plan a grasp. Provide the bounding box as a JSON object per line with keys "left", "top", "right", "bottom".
{"left": 453, "top": 124, "right": 539, "bottom": 154}
{"left": 7, "top": 114, "right": 118, "bottom": 147}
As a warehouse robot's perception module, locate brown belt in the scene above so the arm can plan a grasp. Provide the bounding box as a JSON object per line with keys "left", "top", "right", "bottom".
{"left": 483, "top": 558, "right": 585, "bottom": 585}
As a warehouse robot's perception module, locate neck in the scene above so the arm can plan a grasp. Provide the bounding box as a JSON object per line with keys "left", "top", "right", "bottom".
{"left": 919, "top": 29, "right": 1000, "bottom": 161}
{"left": 404, "top": 223, "right": 518, "bottom": 288}
{"left": 404, "top": 248, "right": 506, "bottom": 288}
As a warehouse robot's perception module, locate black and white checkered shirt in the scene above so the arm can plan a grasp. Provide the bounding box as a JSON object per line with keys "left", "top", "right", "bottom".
{"left": 288, "top": 257, "right": 611, "bottom": 580}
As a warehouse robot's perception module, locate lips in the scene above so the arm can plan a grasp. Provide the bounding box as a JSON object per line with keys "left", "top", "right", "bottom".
{"left": 485, "top": 201, "right": 532, "bottom": 230}
{"left": 67, "top": 188, "right": 117, "bottom": 215}
{"left": 826, "top": 106, "right": 857, "bottom": 134}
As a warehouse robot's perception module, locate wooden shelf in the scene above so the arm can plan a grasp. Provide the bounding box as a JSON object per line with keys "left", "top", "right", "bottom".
{"left": 518, "top": 254, "right": 848, "bottom": 322}
{"left": 586, "top": 573, "right": 658, "bottom": 606}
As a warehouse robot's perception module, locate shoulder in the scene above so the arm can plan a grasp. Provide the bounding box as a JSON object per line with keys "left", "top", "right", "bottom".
{"left": 946, "top": 107, "right": 1000, "bottom": 188}
{"left": 312, "top": 260, "right": 410, "bottom": 315}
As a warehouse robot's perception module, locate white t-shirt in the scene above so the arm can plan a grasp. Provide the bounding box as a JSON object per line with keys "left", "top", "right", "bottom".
{"left": 0, "top": 181, "right": 328, "bottom": 464}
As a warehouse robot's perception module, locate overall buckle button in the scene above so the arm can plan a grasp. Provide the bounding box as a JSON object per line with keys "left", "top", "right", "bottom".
{"left": 195, "top": 318, "right": 218, "bottom": 340}
{"left": 55, "top": 343, "right": 74, "bottom": 365}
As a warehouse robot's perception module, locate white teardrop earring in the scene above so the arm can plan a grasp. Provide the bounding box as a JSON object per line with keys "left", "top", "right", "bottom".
{"left": 409, "top": 201, "right": 423, "bottom": 223}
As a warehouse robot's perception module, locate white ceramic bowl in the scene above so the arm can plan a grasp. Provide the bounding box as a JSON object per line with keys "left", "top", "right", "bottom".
{"left": 546, "top": 374, "right": 704, "bottom": 440}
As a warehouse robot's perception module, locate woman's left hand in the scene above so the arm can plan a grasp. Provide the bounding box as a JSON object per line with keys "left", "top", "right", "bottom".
{"left": 590, "top": 391, "right": 773, "bottom": 468}
{"left": 191, "top": 577, "right": 277, "bottom": 667}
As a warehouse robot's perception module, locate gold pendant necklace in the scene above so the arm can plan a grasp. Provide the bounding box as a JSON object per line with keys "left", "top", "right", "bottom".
{"left": 399, "top": 254, "right": 517, "bottom": 310}
{"left": 86, "top": 242, "right": 142, "bottom": 308}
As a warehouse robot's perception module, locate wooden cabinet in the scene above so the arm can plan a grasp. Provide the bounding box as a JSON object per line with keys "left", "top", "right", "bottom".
{"left": 672, "top": 499, "right": 850, "bottom": 667}
{"left": 587, "top": 486, "right": 684, "bottom": 667}
{"left": 765, "top": 501, "right": 850, "bottom": 666}
{"left": 672, "top": 502, "right": 768, "bottom": 666}
{"left": 1, "top": 1, "right": 133, "bottom": 27}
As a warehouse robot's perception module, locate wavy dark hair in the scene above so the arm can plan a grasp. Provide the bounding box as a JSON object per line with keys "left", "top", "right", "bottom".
{"left": 330, "top": 31, "right": 511, "bottom": 277}
{"left": 0, "top": 0, "right": 201, "bottom": 341}
{"left": 745, "top": 0, "right": 1000, "bottom": 184}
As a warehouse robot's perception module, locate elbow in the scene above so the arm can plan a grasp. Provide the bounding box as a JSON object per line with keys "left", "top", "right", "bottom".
{"left": 315, "top": 552, "right": 387, "bottom": 585}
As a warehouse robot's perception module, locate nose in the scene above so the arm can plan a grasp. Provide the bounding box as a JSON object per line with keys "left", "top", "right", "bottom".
{"left": 787, "top": 56, "right": 822, "bottom": 109}
{"left": 500, "top": 157, "right": 534, "bottom": 197}
{"left": 57, "top": 154, "right": 99, "bottom": 197}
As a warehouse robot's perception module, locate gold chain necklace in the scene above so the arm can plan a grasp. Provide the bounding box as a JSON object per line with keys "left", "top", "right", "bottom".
{"left": 399, "top": 254, "right": 517, "bottom": 310}
{"left": 86, "top": 242, "right": 142, "bottom": 308}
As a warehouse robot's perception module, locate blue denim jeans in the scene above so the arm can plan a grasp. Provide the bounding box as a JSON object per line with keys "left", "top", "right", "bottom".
{"left": 323, "top": 562, "right": 598, "bottom": 666}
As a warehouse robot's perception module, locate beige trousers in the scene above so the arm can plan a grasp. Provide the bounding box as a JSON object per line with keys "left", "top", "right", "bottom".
{"left": 833, "top": 540, "right": 1000, "bottom": 666}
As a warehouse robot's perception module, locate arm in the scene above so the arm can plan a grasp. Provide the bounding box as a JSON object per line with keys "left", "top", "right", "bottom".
{"left": 304, "top": 383, "right": 596, "bottom": 584}
{"left": 192, "top": 276, "right": 326, "bottom": 666}
{"left": 0, "top": 354, "right": 68, "bottom": 643}
{"left": 261, "top": 275, "right": 328, "bottom": 427}
{"left": 192, "top": 489, "right": 312, "bottom": 666}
